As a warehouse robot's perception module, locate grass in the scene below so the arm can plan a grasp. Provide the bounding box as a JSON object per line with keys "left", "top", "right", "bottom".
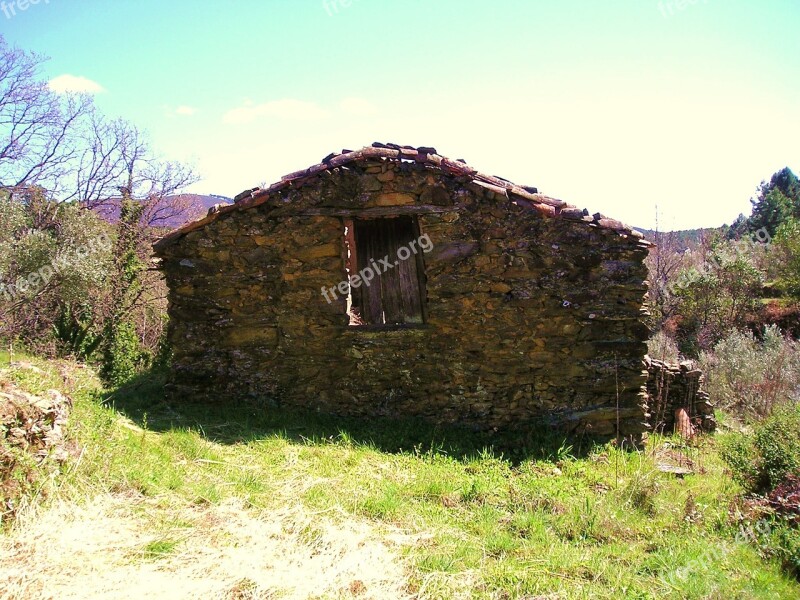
{"left": 2, "top": 355, "right": 799, "bottom": 599}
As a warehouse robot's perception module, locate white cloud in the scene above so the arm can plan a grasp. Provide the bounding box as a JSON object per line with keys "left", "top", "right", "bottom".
{"left": 48, "top": 74, "right": 105, "bottom": 95}
{"left": 223, "top": 99, "right": 329, "bottom": 124}
{"left": 175, "top": 105, "right": 197, "bottom": 116}
{"left": 339, "top": 97, "right": 378, "bottom": 116}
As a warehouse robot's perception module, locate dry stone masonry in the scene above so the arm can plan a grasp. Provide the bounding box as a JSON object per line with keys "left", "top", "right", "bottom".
{"left": 154, "top": 143, "right": 653, "bottom": 439}
{"left": 644, "top": 357, "right": 716, "bottom": 434}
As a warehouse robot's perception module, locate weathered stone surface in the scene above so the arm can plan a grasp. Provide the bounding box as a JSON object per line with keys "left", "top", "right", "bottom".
{"left": 644, "top": 357, "right": 716, "bottom": 433}
{"left": 155, "top": 146, "right": 652, "bottom": 439}
{"left": 223, "top": 327, "right": 279, "bottom": 347}
{"left": 372, "top": 192, "right": 415, "bottom": 207}
{"left": 1, "top": 384, "right": 72, "bottom": 464}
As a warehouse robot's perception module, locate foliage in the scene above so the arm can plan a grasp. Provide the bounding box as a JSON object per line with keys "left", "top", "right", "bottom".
{"left": 718, "top": 403, "right": 800, "bottom": 583}
{"left": 773, "top": 217, "right": 800, "bottom": 298}
{"left": 101, "top": 320, "right": 149, "bottom": 386}
{"left": 673, "top": 240, "right": 763, "bottom": 355}
{"left": 0, "top": 187, "right": 113, "bottom": 352}
{"left": 700, "top": 326, "right": 800, "bottom": 419}
{"left": 773, "top": 524, "right": 800, "bottom": 579}
{"left": 101, "top": 197, "right": 147, "bottom": 385}
{"left": 748, "top": 188, "right": 794, "bottom": 238}
{"left": 743, "top": 167, "right": 800, "bottom": 239}
{"left": 52, "top": 305, "right": 103, "bottom": 361}
{"left": 0, "top": 35, "right": 195, "bottom": 369}
{"left": 754, "top": 405, "right": 800, "bottom": 489}
{"left": 721, "top": 403, "right": 800, "bottom": 491}
{"left": 647, "top": 330, "right": 681, "bottom": 362}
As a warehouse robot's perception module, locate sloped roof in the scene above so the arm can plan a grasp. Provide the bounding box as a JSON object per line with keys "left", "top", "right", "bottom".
{"left": 154, "top": 142, "right": 647, "bottom": 252}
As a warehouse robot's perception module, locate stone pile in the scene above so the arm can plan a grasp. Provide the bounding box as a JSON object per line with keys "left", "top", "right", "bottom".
{"left": 1, "top": 383, "right": 72, "bottom": 463}
{"left": 1, "top": 381, "right": 72, "bottom": 518}
{"left": 644, "top": 356, "right": 715, "bottom": 434}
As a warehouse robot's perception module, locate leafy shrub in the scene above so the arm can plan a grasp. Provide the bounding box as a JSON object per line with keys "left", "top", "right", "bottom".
{"left": 719, "top": 399, "right": 800, "bottom": 582}
{"left": 673, "top": 241, "right": 763, "bottom": 355}
{"left": 755, "top": 405, "right": 800, "bottom": 489}
{"left": 700, "top": 326, "right": 800, "bottom": 419}
{"left": 0, "top": 189, "right": 113, "bottom": 351}
{"left": 647, "top": 330, "right": 681, "bottom": 363}
{"left": 720, "top": 403, "right": 800, "bottom": 491}
{"left": 774, "top": 522, "right": 800, "bottom": 578}
{"left": 719, "top": 434, "right": 759, "bottom": 488}
{"left": 101, "top": 321, "right": 150, "bottom": 386}
{"left": 52, "top": 305, "right": 103, "bottom": 360}
{"left": 773, "top": 218, "right": 800, "bottom": 297}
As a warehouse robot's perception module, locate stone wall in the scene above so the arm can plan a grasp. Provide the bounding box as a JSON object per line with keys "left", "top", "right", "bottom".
{"left": 155, "top": 146, "right": 652, "bottom": 438}
{"left": 644, "top": 357, "right": 716, "bottom": 434}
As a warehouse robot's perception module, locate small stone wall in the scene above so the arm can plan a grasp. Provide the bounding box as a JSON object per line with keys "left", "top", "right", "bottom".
{"left": 644, "top": 356, "right": 716, "bottom": 434}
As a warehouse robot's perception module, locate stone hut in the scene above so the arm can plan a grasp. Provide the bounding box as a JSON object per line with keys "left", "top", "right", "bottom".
{"left": 154, "top": 143, "right": 653, "bottom": 438}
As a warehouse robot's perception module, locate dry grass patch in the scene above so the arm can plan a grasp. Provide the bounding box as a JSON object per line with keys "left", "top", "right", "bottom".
{"left": 0, "top": 493, "right": 414, "bottom": 600}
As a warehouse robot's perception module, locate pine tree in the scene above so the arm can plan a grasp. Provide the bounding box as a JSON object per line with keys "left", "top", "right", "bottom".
{"left": 747, "top": 167, "right": 800, "bottom": 237}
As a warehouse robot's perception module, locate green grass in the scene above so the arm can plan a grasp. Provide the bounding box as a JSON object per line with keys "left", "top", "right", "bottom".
{"left": 3, "top": 356, "right": 800, "bottom": 599}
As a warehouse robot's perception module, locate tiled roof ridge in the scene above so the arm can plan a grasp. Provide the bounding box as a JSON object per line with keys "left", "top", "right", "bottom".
{"left": 154, "top": 142, "right": 648, "bottom": 252}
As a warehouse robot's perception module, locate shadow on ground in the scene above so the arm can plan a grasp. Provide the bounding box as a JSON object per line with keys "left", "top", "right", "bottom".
{"left": 103, "top": 368, "right": 606, "bottom": 464}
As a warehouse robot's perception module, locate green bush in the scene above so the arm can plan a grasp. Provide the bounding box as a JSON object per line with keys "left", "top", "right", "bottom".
{"left": 755, "top": 405, "right": 800, "bottom": 489}
{"left": 0, "top": 188, "right": 113, "bottom": 351}
{"left": 721, "top": 405, "right": 800, "bottom": 582}
{"left": 700, "top": 326, "right": 800, "bottom": 419}
{"left": 647, "top": 330, "right": 681, "bottom": 362}
{"left": 52, "top": 305, "right": 103, "bottom": 361}
{"left": 101, "top": 321, "right": 150, "bottom": 386}
{"left": 721, "top": 403, "right": 800, "bottom": 491}
{"left": 719, "top": 434, "right": 759, "bottom": 488}
{"left": 775, "top": 526, "right": 800, "bottom": 579}
{"left": 673, "top": 241, "right": 763, "bottom": 355}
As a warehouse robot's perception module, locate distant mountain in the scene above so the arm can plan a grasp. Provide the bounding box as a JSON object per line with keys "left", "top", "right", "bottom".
{"left": 634, "top": 226, "right": 728, "bottom": 250}
{"left": 92, "top": 193, "right": 233, "bottom": 229}
{"left": 176, "top": 193, "right": 234, "bottom": 218}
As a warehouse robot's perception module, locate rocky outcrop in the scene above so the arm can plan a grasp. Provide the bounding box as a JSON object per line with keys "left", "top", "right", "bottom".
{"left": 155, "top": 143, "right": 652, "bottom": 439}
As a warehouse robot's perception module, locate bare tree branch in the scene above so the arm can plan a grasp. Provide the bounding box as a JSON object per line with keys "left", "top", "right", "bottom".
{"left": 0, "top": 36, "right": 93, "bottom": 192}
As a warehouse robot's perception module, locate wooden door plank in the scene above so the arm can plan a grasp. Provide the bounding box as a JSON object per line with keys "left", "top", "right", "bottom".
{"left": 379, "top": 219, "right": 404, "bottom": 324}
{"left": 354, "top": 220, "right": 380, "bottom": 324}
{"left": 395, "top": 217, "right": 424, "bottom": 323}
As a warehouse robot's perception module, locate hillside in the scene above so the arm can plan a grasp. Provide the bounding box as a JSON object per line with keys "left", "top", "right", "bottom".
{"left": 1, "top": 356, "right": 798, "bottom": 599}
{"left": 92, "top": 193, "right": 232, "bottom": 229}
{"left": 635, "top": 226, "right": 729, "bottom": 250}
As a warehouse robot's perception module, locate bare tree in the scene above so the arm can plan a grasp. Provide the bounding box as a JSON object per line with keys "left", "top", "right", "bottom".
{"left": 0, "top": 36, "right": 92, "bottom": 193}
{"left": 65, "top": 114, "right": 132, "bottom": 208}
{"left": 115, "top": 124, "right": 200, "bottom": 230}
{"left": 0, "top": 35, "right": 202, "bottom": 370}
{"left": 645, "top": 214, "right": 688, "bottom": 329}
{"left": 0, "top": 34, "right": 200, "bottom": 227}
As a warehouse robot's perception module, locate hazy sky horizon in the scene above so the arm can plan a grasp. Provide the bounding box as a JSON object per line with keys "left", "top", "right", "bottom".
{"left": 2, "top": 0, "right": 799, "bottom": 231}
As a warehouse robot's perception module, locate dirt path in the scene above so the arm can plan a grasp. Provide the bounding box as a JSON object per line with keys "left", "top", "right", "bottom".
{"left": 0, "top": 494, "right": 414, "bottom": 600}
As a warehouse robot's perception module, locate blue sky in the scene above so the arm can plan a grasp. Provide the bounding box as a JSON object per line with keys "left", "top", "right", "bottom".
{"left": 2, "top": 0, "right": 799, "bottom": 230}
